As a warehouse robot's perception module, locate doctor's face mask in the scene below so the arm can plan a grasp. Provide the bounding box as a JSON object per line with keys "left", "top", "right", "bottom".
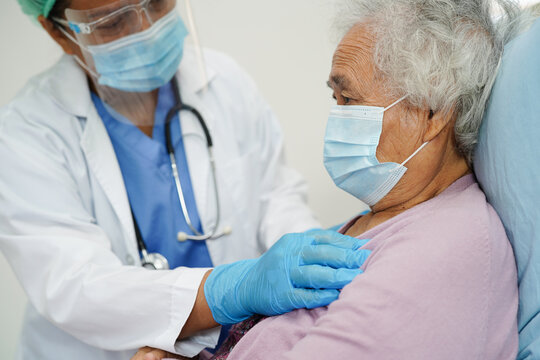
{"left": 54, "top": 0, "right": 187, "bottom": 93}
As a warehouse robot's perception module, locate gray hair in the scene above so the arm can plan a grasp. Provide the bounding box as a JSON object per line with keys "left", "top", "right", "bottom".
{"left": 334, "top": 0, "right": 522, "bottom": 164}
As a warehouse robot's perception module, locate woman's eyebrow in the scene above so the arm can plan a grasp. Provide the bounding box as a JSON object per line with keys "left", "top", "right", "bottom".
{"left": 328, "top": 75, "right": 351, "bottom": 90}
{"left": 328, "top": 77, "right": 365, "bottom": 102}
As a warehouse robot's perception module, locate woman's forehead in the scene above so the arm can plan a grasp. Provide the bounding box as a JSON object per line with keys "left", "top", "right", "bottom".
{"left": 331, "top": 26, "right": 376, "bottom": 87}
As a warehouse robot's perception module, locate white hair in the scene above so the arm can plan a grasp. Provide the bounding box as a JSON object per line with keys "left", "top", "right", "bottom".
{"left": 334, "top": 0, "right": 523, "bottom": 164}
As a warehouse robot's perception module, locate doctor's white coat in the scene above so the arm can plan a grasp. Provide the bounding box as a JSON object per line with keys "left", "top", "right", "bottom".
{"left": 0, "top": 48, "right": 318, "bottom": 359}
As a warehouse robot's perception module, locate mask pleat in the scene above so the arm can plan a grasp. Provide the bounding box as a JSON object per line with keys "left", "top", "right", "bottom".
{"left": 323, "top": 99, "right": 427, "bottom": 207}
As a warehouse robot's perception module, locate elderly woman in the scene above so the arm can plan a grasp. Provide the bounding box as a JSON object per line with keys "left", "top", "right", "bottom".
{"left": 135, "top": 0, "right": 520, "bottom": 359}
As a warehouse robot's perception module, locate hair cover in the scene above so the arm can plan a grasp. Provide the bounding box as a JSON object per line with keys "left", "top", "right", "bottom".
{"left": 17, "top": 0, "right": 57, "bottom": 18}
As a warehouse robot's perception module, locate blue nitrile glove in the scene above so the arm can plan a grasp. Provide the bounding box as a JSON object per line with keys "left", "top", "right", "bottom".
{"left": 204, "top": 229, "right": 371, "bottom": 325}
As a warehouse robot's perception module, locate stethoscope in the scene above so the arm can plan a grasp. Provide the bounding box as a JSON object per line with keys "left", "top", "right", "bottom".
{"left": 134, "top": 77, "right": 232, "bottom": 270}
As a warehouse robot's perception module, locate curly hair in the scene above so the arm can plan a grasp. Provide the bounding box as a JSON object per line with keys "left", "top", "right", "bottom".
{"left": 334, "top": 0, "right": 522, "bottom": 164}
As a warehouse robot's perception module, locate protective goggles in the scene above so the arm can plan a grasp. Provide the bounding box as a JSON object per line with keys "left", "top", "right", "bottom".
{"left": 54, "top": 0, "right": 176, "bottom": 40}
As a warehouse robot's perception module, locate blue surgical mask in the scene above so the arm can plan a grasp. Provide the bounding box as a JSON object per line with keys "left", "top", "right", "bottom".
{"left": 59, "top": 10, "right": 188, "bottom": 92}
{"left": 323, "top": 97, "right": 428, "bottom": 206}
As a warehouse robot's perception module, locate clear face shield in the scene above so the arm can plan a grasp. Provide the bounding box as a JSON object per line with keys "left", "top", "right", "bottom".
{"left": 54, "top": 0, "right": 206, "bottom": 126}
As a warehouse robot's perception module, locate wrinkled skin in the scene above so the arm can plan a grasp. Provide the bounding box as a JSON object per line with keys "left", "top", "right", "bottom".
{"left": 327, "top": 23, "right": 470, "bottom": 236}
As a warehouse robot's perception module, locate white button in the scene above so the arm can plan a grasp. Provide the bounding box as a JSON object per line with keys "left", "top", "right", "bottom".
{"left": 125, "top": 254, "right": 135, "bottom": 265}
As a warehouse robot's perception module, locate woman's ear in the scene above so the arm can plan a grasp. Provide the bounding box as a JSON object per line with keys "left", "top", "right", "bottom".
{"left": 37, "top": 15, "right": 76, "bottom": 55}
{"left": 422, "top": 108, "right": 454, "bottom": 143}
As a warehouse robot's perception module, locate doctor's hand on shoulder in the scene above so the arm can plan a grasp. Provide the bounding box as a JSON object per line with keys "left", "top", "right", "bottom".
{"left": 204, "top": 229, "right": 371, "bottom": 325}
{"left": 137, "top": 229, "right": 370, "bottom": 358}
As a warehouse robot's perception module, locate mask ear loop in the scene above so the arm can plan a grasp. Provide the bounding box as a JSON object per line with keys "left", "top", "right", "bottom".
{"left": 383, "top": 95, "right": 408, "bottom": 112}
{"left": 54, "top": 23, "right": 100, "bottom": 79}
{"left": 380, "top": 95, "right": 429, "bottom": 167}
{"left": 184, "top": 0, "right": 209, "bottom": 92}
{"left": 400, "top": 142, "right": 429, "bottom": 166}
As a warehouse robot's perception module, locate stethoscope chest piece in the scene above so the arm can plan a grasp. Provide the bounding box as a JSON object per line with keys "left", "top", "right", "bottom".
{"left": 141, "top": 249, "right": 170, "bottom": 270}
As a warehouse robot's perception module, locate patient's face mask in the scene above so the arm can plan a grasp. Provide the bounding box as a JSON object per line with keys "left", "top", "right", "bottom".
{"left": 323, "top": 97, "right": 428, "bottom": 207}
{"left": 55, "top": 0, "right": 188, "bottom": 92}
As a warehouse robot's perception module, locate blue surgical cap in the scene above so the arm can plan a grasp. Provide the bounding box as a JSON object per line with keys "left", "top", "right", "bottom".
{"left": 17, "top": 0, "right": 57, "bottom": 18}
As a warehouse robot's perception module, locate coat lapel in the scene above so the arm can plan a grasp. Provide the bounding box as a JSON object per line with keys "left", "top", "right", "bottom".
{"left": 80, "top": 106, "right": 138, "bottom": 255}
{"left": 47, "top": 56, "right": 137, "bottom": 255}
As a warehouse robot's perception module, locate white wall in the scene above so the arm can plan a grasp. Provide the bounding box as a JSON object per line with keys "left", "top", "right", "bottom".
{"left": 0, "top": 0, "right": 363, "bottom": 358}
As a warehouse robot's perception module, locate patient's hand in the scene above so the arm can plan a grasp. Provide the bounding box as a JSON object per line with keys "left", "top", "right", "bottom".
{"left": 131, "top": 347, "right": 195, "bottom": 360}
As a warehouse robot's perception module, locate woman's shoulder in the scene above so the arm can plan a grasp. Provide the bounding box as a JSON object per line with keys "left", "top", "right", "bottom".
{"left": 370, "top": 175, "right": 512, "bottom": 274}
{"left": 359, "top": 175, "right": 516, "bottom": 313}
{"left": 406, "top": 174, "right": 506, "bottom": 246}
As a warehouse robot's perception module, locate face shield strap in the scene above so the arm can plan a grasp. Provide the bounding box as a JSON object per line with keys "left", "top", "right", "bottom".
{"left": 53, "top": 23, "right": 100, "bottom": 79}
{"left": 184, "top": 0, "right": 208, "bottom": 91}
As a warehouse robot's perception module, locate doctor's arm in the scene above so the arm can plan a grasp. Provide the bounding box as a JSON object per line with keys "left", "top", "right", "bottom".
{"left": 136, "top": 230, "right": 371, "bottom": 359}
{"left": 0, "top": 111, "right": 220, "bottom": 356}
{"left": 170, "top": 229, "right": 372, "bottom": 338}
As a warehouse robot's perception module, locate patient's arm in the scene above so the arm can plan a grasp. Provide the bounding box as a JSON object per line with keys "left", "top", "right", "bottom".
{"left": 282, "top": 232, "right": 478, "bottom": 359}
{"left": 282, "top": 216, "right": 516, "bottom": 359}
{"left": 228, "top": 206, "right": 516, "bottom": 360}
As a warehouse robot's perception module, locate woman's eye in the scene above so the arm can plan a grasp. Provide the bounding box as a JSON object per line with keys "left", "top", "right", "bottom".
{"left": 330, "top": 92, "right": 351, "bottom": 105}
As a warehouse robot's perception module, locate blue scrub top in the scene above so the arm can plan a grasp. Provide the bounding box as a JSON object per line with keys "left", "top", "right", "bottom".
{"left": 92, "top": 82, "right": 213, "bottom": 269}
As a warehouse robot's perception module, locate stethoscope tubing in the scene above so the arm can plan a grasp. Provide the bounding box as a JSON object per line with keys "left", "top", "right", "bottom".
{"left": 166, "top": 77, "right": 223, "bottom": 241}
{"left": 133, "top": 77, "right": 229, "bottom": 270}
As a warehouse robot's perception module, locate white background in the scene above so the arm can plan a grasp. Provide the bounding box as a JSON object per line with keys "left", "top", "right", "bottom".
{"left": 1, "top": 0, "right": 538, "bottom": 358}
{"left": 0, "top": 0, "right": 363, "bottom": 357}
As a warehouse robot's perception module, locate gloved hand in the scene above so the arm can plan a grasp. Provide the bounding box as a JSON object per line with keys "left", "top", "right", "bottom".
{"left": 204, "top": 229, "right": 371, "bottom": 325}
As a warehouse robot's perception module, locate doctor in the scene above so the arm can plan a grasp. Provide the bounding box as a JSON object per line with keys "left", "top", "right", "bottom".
{"left": 0, "top": 0, "right": 371, "bottom": 359}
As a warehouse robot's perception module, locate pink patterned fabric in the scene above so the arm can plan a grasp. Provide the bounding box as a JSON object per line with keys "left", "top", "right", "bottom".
{"left": 202, "top": 316, "right": 266, "bottom": 360}
{"left": 218, "top": 175, "right": 518, "bottom": 359}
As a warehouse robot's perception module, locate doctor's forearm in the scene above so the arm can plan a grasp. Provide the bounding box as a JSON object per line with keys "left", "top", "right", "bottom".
{"left": 178, "top": 270, "right": 219, "bottom": 340}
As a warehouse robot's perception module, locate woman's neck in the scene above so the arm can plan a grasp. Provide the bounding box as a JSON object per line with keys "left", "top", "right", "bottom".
{"left": 345, "top": 152, "right": 470, "bottom": 238}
